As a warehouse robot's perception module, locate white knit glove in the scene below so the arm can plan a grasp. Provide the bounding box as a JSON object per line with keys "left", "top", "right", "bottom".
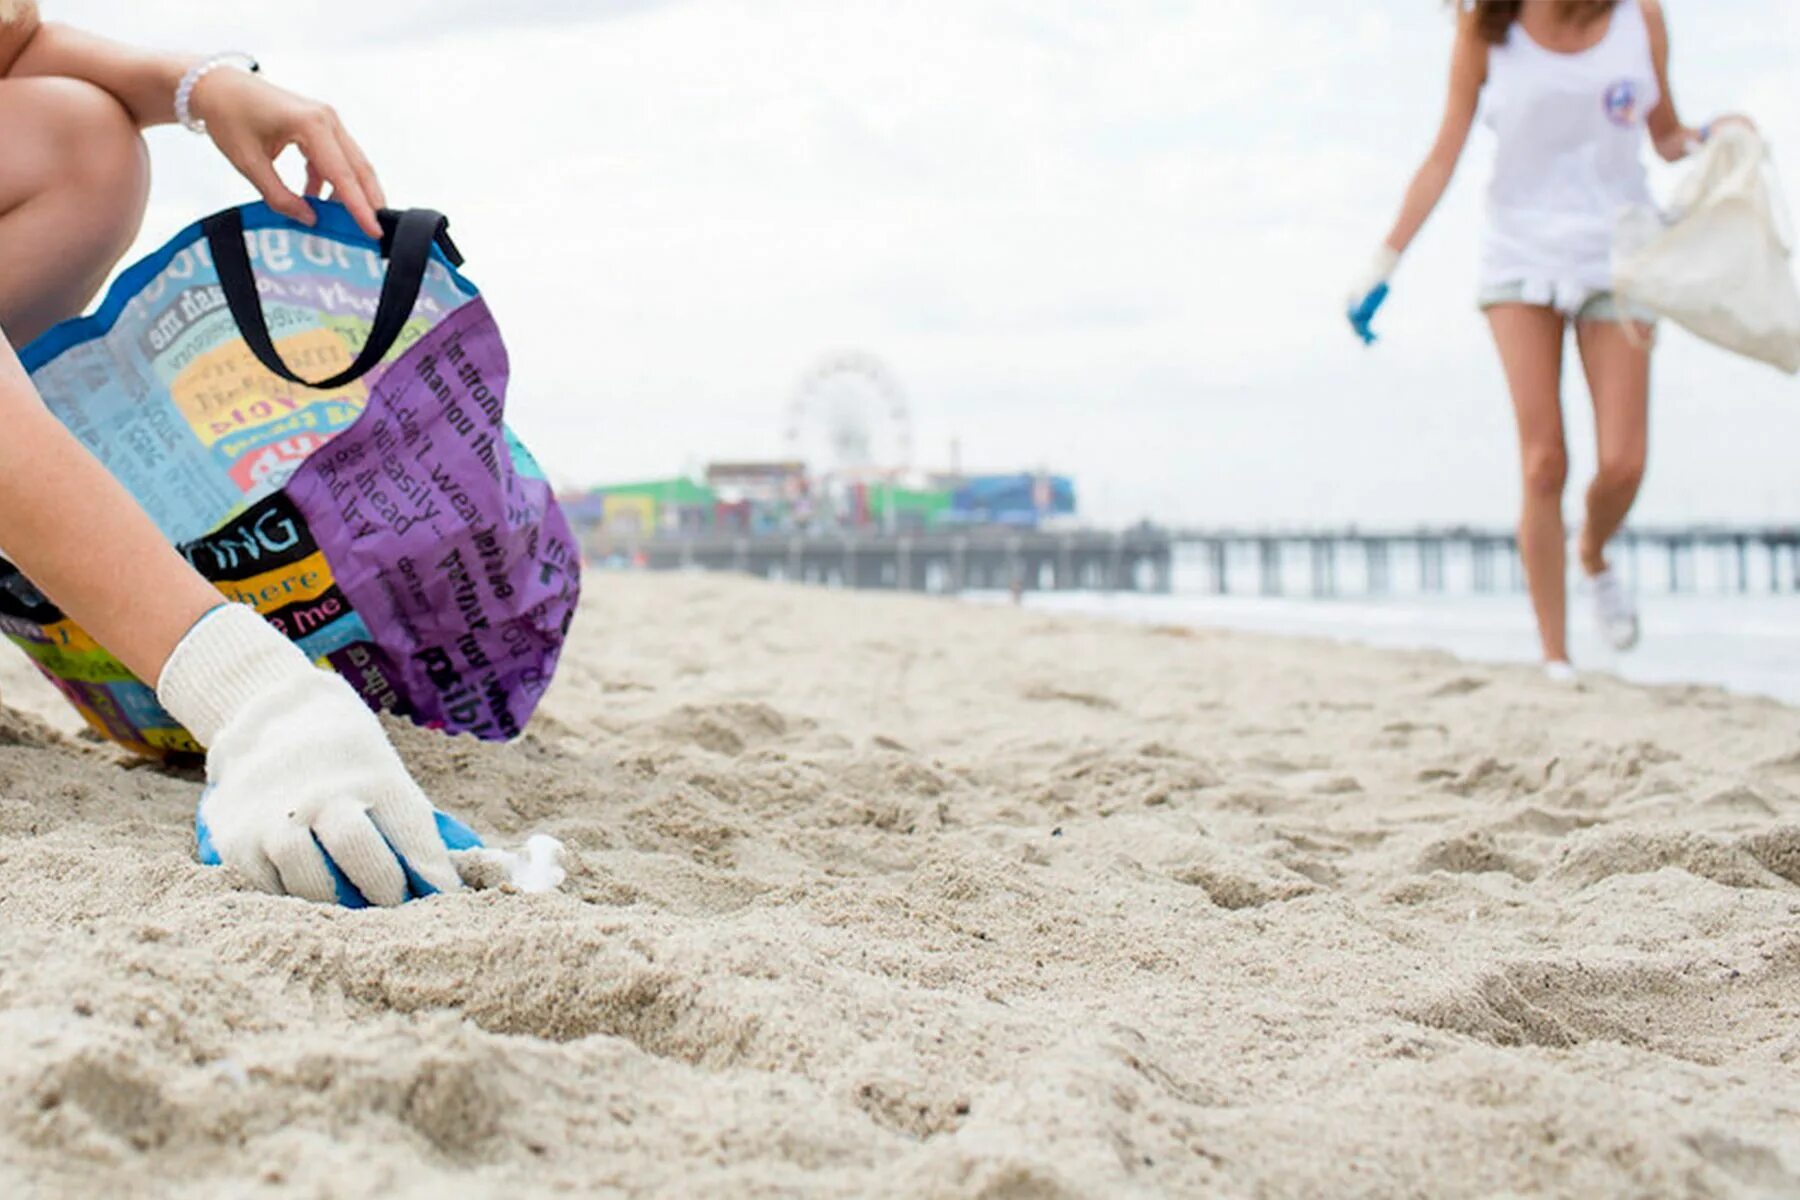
{"left": 157, "top": 604, "right": 460, "bottom": 905}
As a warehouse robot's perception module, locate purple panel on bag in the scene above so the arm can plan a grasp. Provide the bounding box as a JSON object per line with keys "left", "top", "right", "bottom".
{"left": 323, "top": 641, "right": 416, "bottom": 721}
{"left": 286, "top": 298, "right": 580, "bottom": 740}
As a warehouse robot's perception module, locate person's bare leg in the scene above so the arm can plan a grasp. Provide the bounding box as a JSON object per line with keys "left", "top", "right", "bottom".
{"left": 0, "top": 76, "right": 209, "bottom": 681}
{"left": 1574, "top": 318, "right": 1652, "bottom": 575}
{"left": 1487, "top": 303, "right": 1570, "bottom": 664}
{"left": 0, "top": 77, "right": 150, "bottom": 344}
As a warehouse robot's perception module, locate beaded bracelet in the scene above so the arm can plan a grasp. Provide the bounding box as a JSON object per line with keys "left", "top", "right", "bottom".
{"left": 175, "top": 52, "right": 261, "bottom": 135}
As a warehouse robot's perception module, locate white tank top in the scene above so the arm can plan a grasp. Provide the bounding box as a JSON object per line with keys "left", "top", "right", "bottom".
{"left": 1479, "top": 0, "right": 1659, "bottom": 309}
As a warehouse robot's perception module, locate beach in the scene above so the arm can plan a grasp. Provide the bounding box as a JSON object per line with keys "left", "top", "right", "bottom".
{"left": 989, "top": 589, "right": 1800, "bottom": 706}
{"left": 2, "top": 571, "right": 1798, "bottom": 1198}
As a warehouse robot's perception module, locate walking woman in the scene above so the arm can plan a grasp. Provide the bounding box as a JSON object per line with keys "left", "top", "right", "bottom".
{"left": 0, "top": 2, "right": 460, "bottom": 903}
{"left": 1347, "top": 0, "right": 1752, "bottom": 679}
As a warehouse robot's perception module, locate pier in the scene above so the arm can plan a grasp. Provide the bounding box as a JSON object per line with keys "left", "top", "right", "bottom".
{"left": 578, "top": 526, "right": 1800, "bottom": 597}
{"left": 592, "top": 528, "right": 1175, "bottom": 594}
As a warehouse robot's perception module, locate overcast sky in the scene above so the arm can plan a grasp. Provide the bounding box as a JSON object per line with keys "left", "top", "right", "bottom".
{"left": 49, "top": 0, "right": 1800, "bottom": 527}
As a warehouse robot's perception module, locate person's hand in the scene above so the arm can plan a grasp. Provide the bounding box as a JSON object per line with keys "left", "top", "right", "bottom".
{"left": 188, "top": 67, "right": 387, "bottom": 239}
{"left": 1675, "top": 114, "right": 1759, "bottom": 161}
{"left": 157, "top": 605, "right": 461, "bottom": 906}
{"left": 1705, "top": 113, "right": 1758, "bottom": 138}
{"left": 1346, "top": 244, "right": 1400, "bottom": 345}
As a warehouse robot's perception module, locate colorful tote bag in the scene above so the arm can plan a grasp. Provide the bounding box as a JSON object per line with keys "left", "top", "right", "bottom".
{"left": 1, "top": 200, "right": 581, "bottom": 758}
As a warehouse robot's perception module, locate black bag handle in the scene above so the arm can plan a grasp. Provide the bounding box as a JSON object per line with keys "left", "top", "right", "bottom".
{"left": 201, "top": 205, "right": 464, "bottom": 391}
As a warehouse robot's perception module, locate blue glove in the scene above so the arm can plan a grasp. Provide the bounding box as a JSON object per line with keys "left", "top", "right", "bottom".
{"left": 198, "top": 799, "right": 483, "bottom": 908}
{"left": 1345, "top": 245, "right": 1400, "bottom": 345}
{"left": 1347, "top": 282, "right": 1390, "bottom": 345}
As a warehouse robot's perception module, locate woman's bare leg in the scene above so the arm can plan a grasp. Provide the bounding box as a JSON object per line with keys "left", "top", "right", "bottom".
{"left": 1487, "top": 303, "right": 1571, "bottom": 664}
{"left": 1573, "top": 318, "right": 1653, "bottom": 575}
{"left": 0, "top": 76, "right": 215, "bottom": 682}
{"left": 0, "top": 77, "right": 149, "bottom": 344}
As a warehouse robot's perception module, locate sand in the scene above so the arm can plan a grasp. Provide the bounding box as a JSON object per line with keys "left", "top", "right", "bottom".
{"left": 1, "top": 572, "right": 1797, "bottom": 1198}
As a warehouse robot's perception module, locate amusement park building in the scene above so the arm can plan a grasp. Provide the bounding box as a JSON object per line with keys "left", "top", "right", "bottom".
{"left": 561, "top": 466, "right": 1077, "bottom": 541}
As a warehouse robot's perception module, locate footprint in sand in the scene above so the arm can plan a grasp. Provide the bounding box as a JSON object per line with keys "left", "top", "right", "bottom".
{"left": 1168, "top": 849, "right": 1319, "bottom": 909}
{"left": 1740, "top": 825, "right": 1800, "bottom": 884}
{"left": 1418, "top": 756, "right": 1531, "bottom": 799}
{"left": 1414, "top": 829, "right": 1540, "bottom": 881}
{"left": 1753, "top": 747, "right": 1800, "bottom": 775}
{"left": 1701, "top": 785, "right": 1778, "bottom": 818}
{"left": 653, "top": 702, "right": 794, "bottom": 757}
{"left": 1484, "top": 805, "right": 1599, "bottom": 837}
{"left": 1546, "top": 828, "right": 1791, "bottom": 891}
{"left": 1682, "top": 1132, "right": 1800, "bottom": 1195}
{"left": 1021, "top": 684, "right": 1118, "bottom": 711}
{"left": 1384, "top": 720, "right": 1449, "bottom": 735}
{"left": 1406, "top": 948, "right": 1800, "bottom": 1062}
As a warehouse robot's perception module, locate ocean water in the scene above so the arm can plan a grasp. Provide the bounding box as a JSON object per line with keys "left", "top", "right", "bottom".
{"left": 967, "top": 587, "right": 1800, "bottom": 706}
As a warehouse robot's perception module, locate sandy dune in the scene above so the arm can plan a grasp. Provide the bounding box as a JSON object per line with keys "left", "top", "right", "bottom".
{"left": 2, "top": 573, "right": 1797, "bottom": 1198}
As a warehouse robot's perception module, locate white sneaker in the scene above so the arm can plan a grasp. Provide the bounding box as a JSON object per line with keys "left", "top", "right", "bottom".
{"left": 1589, "top": 567, "right": 1640, "bottom": 651}
{"left": 1543, "top": 660, "right": 1578, "bottom": 685}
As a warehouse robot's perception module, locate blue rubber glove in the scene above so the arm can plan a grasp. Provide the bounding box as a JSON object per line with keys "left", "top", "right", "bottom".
{"left": 1347, "top": 282, "right": 1389, "bottom": 345}
{"left": 1345, "top": 245, "right": 1400, "bottom": 345}
{"left": 197, "top": 802, "right": 482, "bottom": 908}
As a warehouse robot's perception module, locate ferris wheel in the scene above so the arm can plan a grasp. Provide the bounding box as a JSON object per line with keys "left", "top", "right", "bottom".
{"left": 783, "top": 352, "right": 913, "bottom": 479}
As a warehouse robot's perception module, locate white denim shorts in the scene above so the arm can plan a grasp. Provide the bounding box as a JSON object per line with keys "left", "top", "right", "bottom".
{"left": 1476, "top": 280, "right": 1656, "bottom": 324}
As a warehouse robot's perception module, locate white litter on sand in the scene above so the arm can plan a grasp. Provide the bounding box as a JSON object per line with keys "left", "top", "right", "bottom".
{"left": 455, "top": 834, "right": 567, "bottom": 893}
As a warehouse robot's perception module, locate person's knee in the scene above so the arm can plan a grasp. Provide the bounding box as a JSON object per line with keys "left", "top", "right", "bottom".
{"left": 14, "top": 78, "right": 149, "bottom": 251}
{"left": 1595, "top": 449, "right": 1646, "bottom": 496}
{"left": 1521, "top": 444, "right": 1568, "bottom": 498}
